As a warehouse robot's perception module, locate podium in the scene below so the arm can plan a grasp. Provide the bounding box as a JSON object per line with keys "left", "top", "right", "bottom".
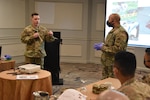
{"left": 44, "top": 32, "right": 63, "bottom": 85}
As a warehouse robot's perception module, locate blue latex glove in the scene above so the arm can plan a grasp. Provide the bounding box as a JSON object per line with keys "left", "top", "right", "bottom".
{"left": 4, "top": 55, "right": 12, "bottom": 60}
{"left": 94, "top": 43, "right": 103, "bottom": 50}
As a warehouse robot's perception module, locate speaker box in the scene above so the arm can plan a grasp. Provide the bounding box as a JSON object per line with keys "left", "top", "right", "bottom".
{"left": 44, "top": 32, "right": 63, "bottom": 85}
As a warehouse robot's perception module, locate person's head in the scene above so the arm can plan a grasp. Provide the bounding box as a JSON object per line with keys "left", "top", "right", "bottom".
{"left": 31, "top": 12, "right": 40, "bottom": 28}
{"left": 144, "top": 48, "right": 150, "bottom": 68}
{"left": 107, "top": 13, "right": 120, "bottom": 28}
{"left": 97, "top": 89, "right": 129, "bottom": 100}
{"left": 113, "top": 51, "right": 136, "bottom": 83}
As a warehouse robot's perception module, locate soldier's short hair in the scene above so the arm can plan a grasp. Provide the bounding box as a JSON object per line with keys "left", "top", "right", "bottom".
{"left": 31, "top": 12, "right": 39, "bottom": 17}
{"left": 145, "top": 48, "right": 150, "bottom": 55}
{"left": 111, "top": 13, "right": 121, "bottom": 22}
{"left": 114, "top": 51, "right": 136, "bottom": 77}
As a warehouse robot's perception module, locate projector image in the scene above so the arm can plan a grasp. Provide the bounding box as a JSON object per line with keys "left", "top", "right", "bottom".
{"left": 18, "top": 64, "right": 41, "bottom": 74}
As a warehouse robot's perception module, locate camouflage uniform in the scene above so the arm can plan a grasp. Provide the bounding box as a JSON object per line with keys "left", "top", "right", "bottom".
{"left": 142, "top": 74, "right": 150, "bottom": 86}
{"left": 21, "top": 25, "right": 56, "bottom": 67}
{"left": 117, "top": 78, "right": 150, "bottom": 100}
{"left": 101, "top": 25, "right": 128, "bottom": 79}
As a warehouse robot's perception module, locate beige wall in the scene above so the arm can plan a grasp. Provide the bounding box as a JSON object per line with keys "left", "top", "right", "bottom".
{"left": 0, "top": 0, "right": 148, "bottom": 71}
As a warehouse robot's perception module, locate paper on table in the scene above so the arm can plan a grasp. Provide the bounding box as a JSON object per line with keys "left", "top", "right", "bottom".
{"left": 16, "top": 75, "right": 38, "bottom": 79}
{"left": 57, "top": 89, "right": 87, "bottom": 100}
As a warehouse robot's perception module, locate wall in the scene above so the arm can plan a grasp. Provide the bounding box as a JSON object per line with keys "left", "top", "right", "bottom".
{"left": 33, "top": 0, "right": 93, "bottom": 63}
{"left": 0, "top": 0, "right": 26, "bottom": 63}
{"left": 0, "top": 0, "right": 148, "bottom": 71}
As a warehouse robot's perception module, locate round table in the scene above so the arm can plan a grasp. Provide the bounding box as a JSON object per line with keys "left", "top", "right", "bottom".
{"left": 0, "top": 69, "right": 52, "bottom": 100}
{"left": 77, "top": 78, "right": 121, "bottom": 100}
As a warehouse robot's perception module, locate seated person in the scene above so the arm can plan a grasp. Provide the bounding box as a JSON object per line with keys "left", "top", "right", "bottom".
{"left": 113, "top": 51, "right": 150, "bottom": 100}
{"left": 97, "top": 89, "right": 129, "bottom": 100}
{"left": 142, "top": 48, "right": 150, "bottom": 85}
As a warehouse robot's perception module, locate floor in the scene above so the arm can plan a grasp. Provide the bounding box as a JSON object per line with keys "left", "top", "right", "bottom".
{"left": 52, "top": 63, "right": 102, "bottom": 95}
{"left": 51, "top": 62, "right": 147, "bottom": 97}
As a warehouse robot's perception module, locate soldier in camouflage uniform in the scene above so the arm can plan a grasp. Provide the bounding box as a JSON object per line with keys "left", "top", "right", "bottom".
{"left": 94, "top": 13, "right": 128, "bottom": 79}
{"left": 141, "top": 48, "right": 150, "bottom": 85}
{"left": 114, "top": 51, "right": 150, "bottom": 100}
{"left": 21, "top": 12, "right": 56, "bottom": 68}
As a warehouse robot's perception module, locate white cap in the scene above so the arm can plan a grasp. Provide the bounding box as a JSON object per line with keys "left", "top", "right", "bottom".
{"left": 57, "top": 89, "right": 86, "bottom": 100}
{"left": 97, "top": 89, "right": 129, "bottom": 100}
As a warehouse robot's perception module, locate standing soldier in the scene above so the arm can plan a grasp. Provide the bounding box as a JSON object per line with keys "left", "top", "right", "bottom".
{"left": 21, "top": 12, "right": 56, "bottom": 69}
{"left": 94, "top": 13, "right": 128, "bottom": 79}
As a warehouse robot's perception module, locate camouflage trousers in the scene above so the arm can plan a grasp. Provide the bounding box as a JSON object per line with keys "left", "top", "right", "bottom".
{"left": 102, "top": 65, "right": 114, "bottom": 79}
{"left": 25, "top": 56, "right": 44, "bottom": 69}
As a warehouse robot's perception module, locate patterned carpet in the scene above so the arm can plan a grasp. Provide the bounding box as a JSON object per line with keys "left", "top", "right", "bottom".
{"left": 52, "top": 63, "right": 102, "bottom": 95}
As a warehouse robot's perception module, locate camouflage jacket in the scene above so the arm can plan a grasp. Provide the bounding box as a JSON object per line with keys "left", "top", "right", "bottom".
{"left": 117, "top": 78, "right": 150, "bottom": 100}
{"left": 142, "top": 74, "right": 150, "bottom": 86}
{"left": 101, "top": 25, "right": 128, "bottom": 66}
{"left": 21, "top": 25, "right": 56, "bottom": 58}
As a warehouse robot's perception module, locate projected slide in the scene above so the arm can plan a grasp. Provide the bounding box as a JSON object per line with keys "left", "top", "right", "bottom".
{"left": 105, "top": 0, "right": 150, "bottom": 47}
